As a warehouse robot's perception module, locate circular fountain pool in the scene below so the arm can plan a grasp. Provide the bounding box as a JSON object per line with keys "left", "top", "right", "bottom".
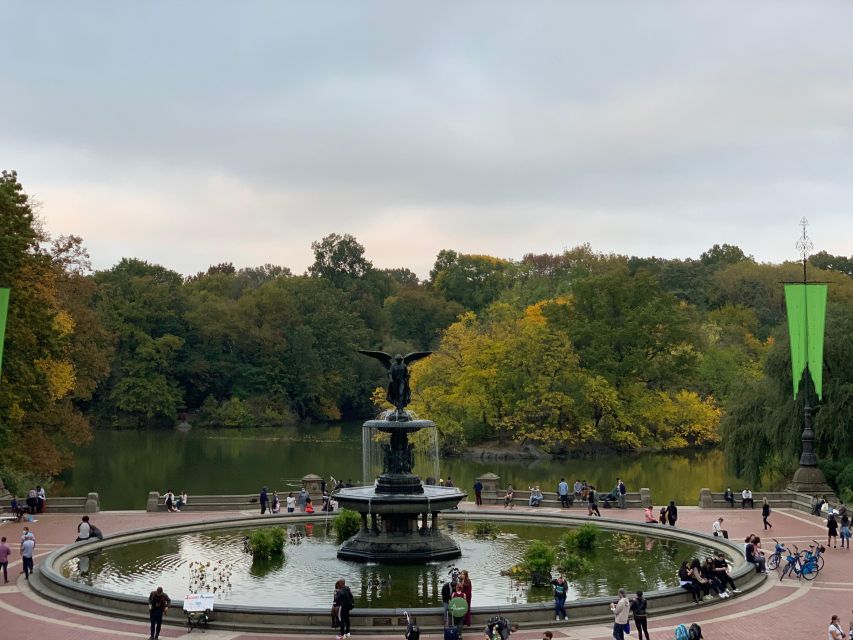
{"left": 60, "top": 518, "right": 720, "bottom": 609}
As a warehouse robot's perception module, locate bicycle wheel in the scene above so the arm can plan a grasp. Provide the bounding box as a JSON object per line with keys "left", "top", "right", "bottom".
{"left": 816, "top": 555, "right": 825, "bottom": 571}
{"left": 802, "top": 563, "right": 818, "bottom": 581}
{"left": 780, "top": 562, "right": 792, "bottom": 581}
{"left": 767, "top": 553, "right": 780, "bottom": 570}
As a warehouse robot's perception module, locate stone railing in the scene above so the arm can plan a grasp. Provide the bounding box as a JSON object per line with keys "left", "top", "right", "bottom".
{"left": 147, "top": 474, "right": 330, "bottom": 512}
{"left": 698, "top": 489, "right": 816, "bottom": 514}
{"left": 474, "top": 473, "right": 652, "bottom": 508}
{"left": 1, "top": 493, "right": 99, "bottom": 514}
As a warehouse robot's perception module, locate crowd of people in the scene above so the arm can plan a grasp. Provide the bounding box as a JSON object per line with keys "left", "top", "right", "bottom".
{"left": 498, "top": 478, "right": 628, "bottom": 514}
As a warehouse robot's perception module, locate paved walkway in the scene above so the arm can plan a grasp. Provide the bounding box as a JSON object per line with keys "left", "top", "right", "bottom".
{"left": 0, "top": 503, "right": 843, "bottom": 639}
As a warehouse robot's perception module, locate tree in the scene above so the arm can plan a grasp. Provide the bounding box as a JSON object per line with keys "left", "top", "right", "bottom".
{"left": 430, "top": 251, "right": 515, "bottom": 311}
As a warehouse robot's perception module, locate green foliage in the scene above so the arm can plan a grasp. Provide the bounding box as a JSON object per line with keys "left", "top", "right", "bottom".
{"left": 333, "top": 509, "right": 362, "bottom": 543}
{"left": 472, "top": 521, "right": 501, "bottom": 538}
{"left": 562, "top": 523, "right": 599, "bottom": 550}
{"left": 522, "top": 540, "right": 556, "bottom": 578}
{"left": 556, "top": 551, "right": 592, "bottom": 579}
{"left": 246, "top": 527, "right": 285, "bottom": 560}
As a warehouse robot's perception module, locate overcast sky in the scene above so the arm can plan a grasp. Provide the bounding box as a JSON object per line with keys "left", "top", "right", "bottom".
{"left": 3, "top": 2, "right": 853, "bottom": 278}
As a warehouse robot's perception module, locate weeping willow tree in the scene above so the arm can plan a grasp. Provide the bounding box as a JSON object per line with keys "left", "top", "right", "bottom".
{"left": 721, "top": 302, "right": 853, "bottom": 486}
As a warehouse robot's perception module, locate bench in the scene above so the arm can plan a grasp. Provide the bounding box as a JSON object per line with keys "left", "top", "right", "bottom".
{"left": 145, "top": 492, "right": 334, "bottom": 513}
{"left": 0, "top": 493, "right": 99, "bottom": 515}
{"left": 698, "top": 489, "right": 817, "bottom": 514}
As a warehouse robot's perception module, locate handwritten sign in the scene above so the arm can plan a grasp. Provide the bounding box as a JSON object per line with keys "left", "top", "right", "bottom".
{"left": 183, "top": 593, "right": 214, "bottom": 612}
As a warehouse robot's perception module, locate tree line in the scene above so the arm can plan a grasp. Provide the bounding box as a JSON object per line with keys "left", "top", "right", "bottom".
{"left": 2, "top": 170, "right": 853, "bottom": 489}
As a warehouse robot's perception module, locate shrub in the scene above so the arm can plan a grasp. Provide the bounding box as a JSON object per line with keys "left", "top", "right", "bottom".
{"left": 522, "top": 540, "right": 556, "bottom": 583}
{"left": 562, "top": 523, "right": 599, "bottom": 550}
{"left": 333, "top": 509, "right": 362, "bottom": 543}
{"left": 472, "top": 521, "right": 501, "bottom": 538}
{"left": 247, "top": 527, "right": 285, "bottom": 560}
{"left": 557, "top": 550, "right": 592, "bottom": 578}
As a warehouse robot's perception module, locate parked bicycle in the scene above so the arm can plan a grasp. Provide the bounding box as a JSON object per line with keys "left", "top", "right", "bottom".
{"left": 779, "top": 544, "right": 819, "bottom": 581}
{"left": 800, "top": 540, "right": 826, "bottom": 572}
{"left": 767, "top": 539, "right": 787, "bottom": 571}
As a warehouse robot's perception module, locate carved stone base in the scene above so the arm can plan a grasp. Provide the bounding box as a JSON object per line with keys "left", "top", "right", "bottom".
{"left": 787, "top": 466, "right": 836, "bottom": 500}
{"left": 337, "top": 528, "right": 461, "bottom": 564}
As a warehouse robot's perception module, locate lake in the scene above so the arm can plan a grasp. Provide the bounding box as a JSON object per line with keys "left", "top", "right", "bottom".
{"left": 58, "top": 423, "right": 755, "bottom": 510}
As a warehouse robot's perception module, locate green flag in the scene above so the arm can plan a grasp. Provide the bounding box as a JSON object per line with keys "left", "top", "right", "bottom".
{"left": 784, "top": 283, "right": 828, "bottom": 400}
{"left": 0, "top": 287, "right": 8, "bottom": 378}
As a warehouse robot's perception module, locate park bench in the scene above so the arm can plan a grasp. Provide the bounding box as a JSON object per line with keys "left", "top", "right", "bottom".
{"left": 490, "top": 489, "right": 647, "bottom": 509}
{"left": 698, "top": 489, "right": 815, "bottom": 514}
{"left": 0, "top": 493, "right": 99, "bottom": 515}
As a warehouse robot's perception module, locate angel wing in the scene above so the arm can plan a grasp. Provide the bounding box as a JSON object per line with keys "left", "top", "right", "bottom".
{"left": 403, "top": 351, "right": 433, "bottom": 365}
{"left": 358, "top": 350, "right": 393, "bottom": 369}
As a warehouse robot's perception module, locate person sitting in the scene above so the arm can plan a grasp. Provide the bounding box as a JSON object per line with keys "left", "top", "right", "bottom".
{"left": 724, "top": 488, "right": 735, "bottom": 508}
{"left": 483, "top": 615, "right": 517, "bottom": 640}
{"left": 8, "top": 497, "right": 25, "bottom": 522}
{"left": 305, "top": 497, "right": 315, "bottom": 514}
{"left": 741, "top": 488, "right": 754, "bottom": 509}
{"left": 504, "top": 486, "right": 515, "bottom": 509}
{"left": 745, "top": 536, "right": 766, "bottom": 573}
{"left": 528, "top": 486, "right": 543, "bottom": 507}
{"left": 176, "top": 491, "right": 188, "bottom": 511}
{"left": 76, "top": 515, "right": 92, "bottom": 541}
{"left": 644, "top": 506, "right": 657, "bottom": 523}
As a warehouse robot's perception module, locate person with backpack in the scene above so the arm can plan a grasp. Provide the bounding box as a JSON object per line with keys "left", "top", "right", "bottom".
{"left": 550, "top": 574, "right": 568, "bottom": 621}
{"left": 333, "top": 578, "right": 354, "bottom": 639}
{"left": 665, "top": 501, "right": 678, "bottom": 526}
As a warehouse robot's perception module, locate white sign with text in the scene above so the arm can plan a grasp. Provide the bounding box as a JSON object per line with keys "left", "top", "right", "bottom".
{"left": 183, "top": 593, "right": 214, "bottom": 612}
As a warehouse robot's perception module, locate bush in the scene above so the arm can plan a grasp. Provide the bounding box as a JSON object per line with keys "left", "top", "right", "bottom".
{"left": 522, "top": 540, "right": 556, "bottom": 582}
{"left": 333, "top": 509, "right": 362, "bottom": 543}
{"left": 562, "top": 523, "right": 599, "bottom": 550}
{"left": 557, "top": 550, "right": 592, "bottom": 578}
{"left": 472, "top": 521, "right": 501, "bottom": 538}
{"left": 247, "top": 527, "right": 285, "bottom": 560}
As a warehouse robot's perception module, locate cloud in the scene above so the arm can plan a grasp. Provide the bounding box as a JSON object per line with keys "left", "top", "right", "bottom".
{"left": 2, "top": 1, "right": 853, "bottom": 278}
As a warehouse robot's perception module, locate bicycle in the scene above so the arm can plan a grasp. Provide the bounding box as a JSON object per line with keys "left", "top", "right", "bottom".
{"left": 779, "top": 544, "right": 819, "bottom": 581}
{"left": 767, "top": 539, "right": 786, "bottom": 571}
{"left": 799, "top": 540, "right": 826, "bottom": 573}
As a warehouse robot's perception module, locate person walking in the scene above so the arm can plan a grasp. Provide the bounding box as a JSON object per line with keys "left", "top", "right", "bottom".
{"left": 830, "top": 614, "right": 845, "bottom": 640}
{"left": 551, "top": 574, "right": 568, "bottom": 621}
{"left": 333, "top": 578, "right": 354, "bottom": 639}
{"left": 259, "top": 486, "right": 269, "bottom": 515}
{"left": 828, "top": 513, "right": 839, "bottom": 549}
{"left": 558, "top": 478, "right": 570, "bottom": 508}
{"left": 610, "top": 588, "right": 630, "bottom": 640}
{"left": 0, "top": 536, "right": 10, "bottom": 583}
{"left": 665, "top": 501, "right": 678, "bottom": 526}
{"left": 762, "top": 498, "right": 772, "bottom": 530}
{"left": 588, "top": 486, "right": 601, "bottom": 517}
{"left": 147, "top": 586, "right": 170, "bottom": 640}
{"left": 474, "top": 479, "right": 483, "bottom": 506}
{"left": 630, "top": 590, "right": 650, "bottom": 640}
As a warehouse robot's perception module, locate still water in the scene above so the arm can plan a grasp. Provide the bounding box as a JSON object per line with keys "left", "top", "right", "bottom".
{"left": 62, "top": 521, "right": 718, "bottom": 608}
{"left": 59, "top": 423, "right": 752, "bottom": 510}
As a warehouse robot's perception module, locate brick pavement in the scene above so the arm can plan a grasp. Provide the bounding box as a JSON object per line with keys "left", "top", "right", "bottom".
{"left": 0, "top": 502, "right": 843, "bottom": 639}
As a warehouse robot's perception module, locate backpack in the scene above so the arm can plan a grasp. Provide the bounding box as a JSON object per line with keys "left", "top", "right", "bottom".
{"left": 340, "top": 587, "right": 354, "bottom": 611}
{"left": 688, "top": 623, "right": 703, "bottom": 639}
{"left": 675, "top": 624, "right": 690, "bottom": 640}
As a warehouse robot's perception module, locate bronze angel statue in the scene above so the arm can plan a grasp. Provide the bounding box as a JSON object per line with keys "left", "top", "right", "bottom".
{"left": 358, "top": 350, "right": 432, "bottom": 419}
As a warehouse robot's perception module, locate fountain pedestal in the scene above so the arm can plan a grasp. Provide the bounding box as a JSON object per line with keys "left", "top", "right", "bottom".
{"left": 335, "top": 416, "right": 465, "bottom": 564}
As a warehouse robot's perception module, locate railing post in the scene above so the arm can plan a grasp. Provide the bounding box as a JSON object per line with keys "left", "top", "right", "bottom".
{"left": 146, "top": 491, "right": 160, "bottom": 512}
{"left": 699, "top": 488, "right": 713, "bottom": 508}
{"left": 639, "top": 488, "right": 652, "bottom": 508}
{"left": 85, "top": 492, "right": 100, "bottom": 513}
{"left": 476, "top": 473, "right": 500, "bottom": 505}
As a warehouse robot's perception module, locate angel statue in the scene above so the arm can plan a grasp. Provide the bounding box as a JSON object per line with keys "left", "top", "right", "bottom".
{"left": 358, "top": 350, "right": 432, "bottom": 420}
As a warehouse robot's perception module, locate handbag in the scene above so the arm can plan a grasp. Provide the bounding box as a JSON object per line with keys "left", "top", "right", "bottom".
{"left": 624, "top": 621, "right": 631, "bottom": 634}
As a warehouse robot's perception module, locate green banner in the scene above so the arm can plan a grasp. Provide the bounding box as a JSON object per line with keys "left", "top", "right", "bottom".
{"left": 784, "top": 283, "right": 828, "bottom": 400}
{"left": 0, "top": 287, "right": 8, "bottom": 378}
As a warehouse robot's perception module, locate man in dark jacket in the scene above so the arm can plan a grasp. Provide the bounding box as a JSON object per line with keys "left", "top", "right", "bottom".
{"left": 148, "top": 586, "right": 170, "bottom": 640}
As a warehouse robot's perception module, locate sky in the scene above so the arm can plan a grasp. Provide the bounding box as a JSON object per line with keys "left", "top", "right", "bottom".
{"left": 3, "top": 2, "right": 853, "bottom": 278}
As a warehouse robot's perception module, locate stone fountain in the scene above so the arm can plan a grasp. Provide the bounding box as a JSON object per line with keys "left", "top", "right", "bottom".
{"left": 335, "top": 351, "right": 466, "bottom": 563}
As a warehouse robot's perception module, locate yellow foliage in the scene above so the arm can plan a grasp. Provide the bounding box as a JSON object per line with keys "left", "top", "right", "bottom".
{"left": 52, "top": 309, "right": 76, "bottom": 337}
{"left": 36, "top": 358, "right": 76, "bottom": 401}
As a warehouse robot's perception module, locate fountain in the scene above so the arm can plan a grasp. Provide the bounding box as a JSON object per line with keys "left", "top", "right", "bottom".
{"left": 334, "top": 350, "right": 466, "bottom": 563}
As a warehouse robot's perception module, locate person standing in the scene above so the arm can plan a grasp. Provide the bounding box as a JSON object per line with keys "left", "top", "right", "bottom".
{"left": 558, "top": 478, "right": 570, "bottom": 508}
{"left": 828, "top": 513, "right": 839, "bottom": 549}
{"left": 630, "top": 590, "right": 650, "bottom": 640}
{"left": 474, "top": 479, "right": 483, "bottom": 506}
{"left": 286, "top": 492, "right": 295, "bottom": 513}
{"left": 26, "top": 487, "right": 37, "bottom": 514}
{"left": 147, "top": 586, "right": 170, "bottom": 640}
{"left": 666, "top": 501, "right": 678, "bottom": 526}
{"left": 610, "top": 588, "right": 630, "bottom": 640}
{"left": 829, "top": 615, "right": 845, "bottom": 640}
{"left": 441, "top": 578, "right": 455, "bottom": 626}
{"left": 762, "top": 498, "right": 772, "bottom": 530}
{"left": 20, "top": 533, "right": 35, "bottom": 580}
{"left": 0, "top": 536, "right": 10, "bottom": 583}
{"left": 259, "top": 486, "right": 269, "bottom": 515}
{"left": 36, "top": 486, "right": 46, "bottom": 513}
{"left": 333, "top": 578, "right": 354, "bottom": 639}
{"left": 460, "top": 569, "right": 473, "bottom": 627}
{"left": 298, "top": 487, "right": 309, "bottom": 512}
{"left": 840, "top": 512, "right": 851, "bottom": 550}
{"left": 271, "top": 491, "right": 281, "bottom": 514}
{"left": 550, "top": 574, "right": 568, "bottom": 621}
{"left": 617, "top": 479, "right": 626, "bottom": 509}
